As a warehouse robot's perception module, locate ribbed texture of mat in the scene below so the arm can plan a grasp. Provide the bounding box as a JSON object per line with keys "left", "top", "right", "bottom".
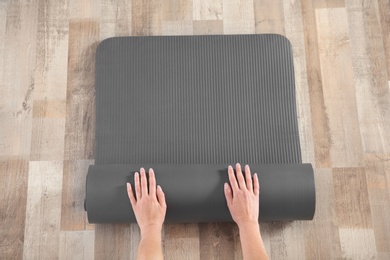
{"left": 95, "top": 34, "right": 301, "bottom": 165}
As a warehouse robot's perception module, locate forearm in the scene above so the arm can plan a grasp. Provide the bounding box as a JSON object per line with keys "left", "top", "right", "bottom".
{"left": 137, "top": 226, "right": 164, "bottom": 260}
{"left": 238, "top": 222, "right": 269, "bottom": 260}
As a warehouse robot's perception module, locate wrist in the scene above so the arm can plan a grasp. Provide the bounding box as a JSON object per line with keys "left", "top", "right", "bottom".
{"left": 140, "top": 224, "right": 163, "bottom": 238}
{"left": 237, "top": 221, "right": 260, "bottom": 232}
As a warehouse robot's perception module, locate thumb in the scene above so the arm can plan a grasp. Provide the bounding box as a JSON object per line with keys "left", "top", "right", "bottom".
{"left": 224, "top": 183, "right": 233, "bottom": 206}
{"left": 156, "top": 185, "right": 167, "bottom": 208}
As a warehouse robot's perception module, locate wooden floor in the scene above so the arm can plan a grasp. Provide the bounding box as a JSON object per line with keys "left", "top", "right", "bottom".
{"left": 1, "top": 0, "right": 390, "bottom": 259}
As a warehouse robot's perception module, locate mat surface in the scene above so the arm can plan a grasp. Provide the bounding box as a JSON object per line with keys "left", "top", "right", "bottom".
{"left": 95, "top": 34, "right": 301, "bottom": 165}
{"left": 87, "top": 34, "right": 315, "bottom": 223}
{"left": 86, "top": 164, "right": 315, "bottom": 223}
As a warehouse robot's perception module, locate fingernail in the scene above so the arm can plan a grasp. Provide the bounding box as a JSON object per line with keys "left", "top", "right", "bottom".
{"left": 127, "top": 183, "right": 131, "bottom": 189}
{"left": 135, "top": 172, "right": 139, "bottom": 176}
{"left": 157, "top": 185, "right": 162, "bottom": 191}
{"left": 254, "top": 173, "right": 258, "bottom": 178}
{"left": 224, "top": 183, "right": 228, "bottom": 189}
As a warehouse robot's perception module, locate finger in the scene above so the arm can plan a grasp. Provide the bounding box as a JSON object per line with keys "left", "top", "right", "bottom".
{"left": 149, "top": 168, "right": 156, "bottom": 196}
{"left": 245, "top": 165, "right": 253, "bottom": 191}
{"left": 140, "top": 167, "right": 148, "bottom": 195}
{"left": 236, "top": 163, "right": 246, "bottom": 189}
{"left": 156, "top": 185, "right": 167, "bottom": 208}
{"left": 127, "top": 183, "right": 137, "bottom": 206}
{"left": 253, "top": 173, "right": 260, "bottom": 196}
{"left": 228, "top": 165, "right": 239, "bottom": 191}
{"left": 134, "top": 172, "right": 141, "bottom": 199}
{"left": 224, "top": 183, "right": 233, "bottom": 206}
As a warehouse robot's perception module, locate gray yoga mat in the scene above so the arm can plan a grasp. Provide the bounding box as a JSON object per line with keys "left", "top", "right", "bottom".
{"left": 86, "top": 164, "right": 315, "bottom": 223}
{"left": 86, "top": 34, "right": 316, "bottom": 223}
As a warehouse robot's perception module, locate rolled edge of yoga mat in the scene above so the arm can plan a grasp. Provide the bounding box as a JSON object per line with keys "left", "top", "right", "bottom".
{"left": 85, "top": 164, "right": 315, "bottom": 223}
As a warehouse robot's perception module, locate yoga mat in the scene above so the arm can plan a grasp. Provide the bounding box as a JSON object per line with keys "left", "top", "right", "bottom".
{"left": 94, "top": 34, "right": 302, "bottom": 165}
{"left": 86, "top": 34, "right": 316, "bottom": 223}
{"left": 86, "top": 164, "right": 315, "bottom": 223}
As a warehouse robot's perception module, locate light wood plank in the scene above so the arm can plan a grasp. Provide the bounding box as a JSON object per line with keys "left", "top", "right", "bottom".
{"left": 222, "top": 0, "right": 255, "bottom": 34}
{"left": 304, "top": 169, "right": 342, "bottom": 259}
{"left": 338, "top": 228, "right": 377, "bottom": 259}
{"left": 162, "top": 21, "right": 193, "bottom": 35}
{"left": 33, "top": 0, "right": 69, "bottom": 101}
{"left": 164, "top": 224, "right": 200, "bottom": 260}
{"left": 64, "top": 19, "right": 99, "bottom": 160}
{"left": 0, "top": 0, "right": 38, "bottom": 258}
{"left": 0, "top": 0, "right": 38, "bottom": 158}
{"left": 377, "top": 0, "right": 390, "bottom": 80}
{"left": 193, "top": 0, "right": 222, "bottom": 20}
{"left": 0, "top": 0, "right": 7, "bottom": 84}
{"left": 269, "top": 222, "right": 306, "bottom": 260}
{"left": 59, "top": 230, "right": 95, "bottom": 260}
{"left": 30, "top": 118, "right": 66, "bottom": 160}
{"left": 365, "top": 154, "right": 390, "bottom": 253}
{"left": 283, "top": 0, "right": 315, "bottom": 165}
{"left": 131, "top": 0, "right": 162, "bottom": 36}
{"left": 23, "top": 161, "right": 63, "bottom": 259}
{"left": 254, "top": 0, "right": 285, "bottom": 34}
{"left": 0, "top": 159, "right": 29, "bottom": 259}
{"left": 94, "top": 224, "right": 135, "bottom": 259}
{"left": 300, "top": 0, "right": 332, "bottom": 168}
{"left": 69, "top": 0, "right": 100, "bottom": 19}
{"left": 316, "top": 7, "right": 363, "bottom": 167}
{"left": 368, "top": 189, "right": 390, "bottom": 254}
{"left": 346, "top": 0, "right": 390, "bottom": 154}
{"left": 199, "top": 223, "right": 236, "bottom": 259}
{"left": 100, "top": 0, "right": 131, "bottom": 40}
{"left": 61, "top": 160, "right": 95, "bottom": 231}
{"left": 163, "top": 0, "right": 193, "bottom": 21}
{"left": 313, "top": 0, "right": 345, "bottom": 9}
{"left": 333, "top": 167, "right": 372, "bottom": 228}
{"left": 32, "top": 99, "right": 66, "bottom": 118}
{"left": 193, "top": 20, "right": 223, "bottom": 35}
{"left": 365, "top": 154, "right": 390, "bottom": 190}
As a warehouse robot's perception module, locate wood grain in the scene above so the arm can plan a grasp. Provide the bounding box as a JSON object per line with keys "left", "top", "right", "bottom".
{"left": 300, "top": 0, "right": 332, "bottom": 168}
{"left": 199, "top": 223, "right": 237, "bottom": 260}
{"left": 30, "top": 118, "right": 66, "bottom": 160}
{"left": 0, "top": 0, "right": 38, "bottom": 258}
{"left": 0, "top": 159, "right": 29, "bottom": 259}
{"left": 193, "top": 20, "right": 223, "bottom": 35}
{"left": 377, "top": 0, "right": 390, "bottom": 80}
{"left": 23, "top": 161, "right": 63, "bottom": 259}
{"left": 164, "top": 224, "right": 200, "bottom": 259}
{"left": 64, "top": 19, "right": 99, "bottom": 161}
{"left": 59, "top": 230, "right": 95, "bottom": 259}
{"left": 254, "top": 0, "right": 284, "bottom": 34}
{"left": 222, "top": 0, "right": 255, "bottom": 34}
{"left": 94, "top": 224, "right": 134, "bottom": 259}
{"left": 283, "top": 0, "right": 315, "bottom": 165}
{"left": 61, "top": 160, "right": 95, "bottom": 231}
{"left": 316, "top": 7, "right": 363, "bottom": 167}
{"left": 131, "top": 0, "right": 162, "bottom": 36}
{"left": 346, "top": 0, "right": 390, "bottom": 154}
{"left": 193, "top": 0, "right": 222, "bottom": 20}
{"left": 338, "top": 228, "right": 377, "bottom": 259}
{"left": 100, "top": 0, "right": 131, "bottom": 39}
{"left": 34, "top": 0, "right": 69, "bottom": 101}
{"left": 333, "top": 167, "right": 372, "bottom": 228}
{"left": 304, "top": 169, "right": 342, "bottom": 259}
